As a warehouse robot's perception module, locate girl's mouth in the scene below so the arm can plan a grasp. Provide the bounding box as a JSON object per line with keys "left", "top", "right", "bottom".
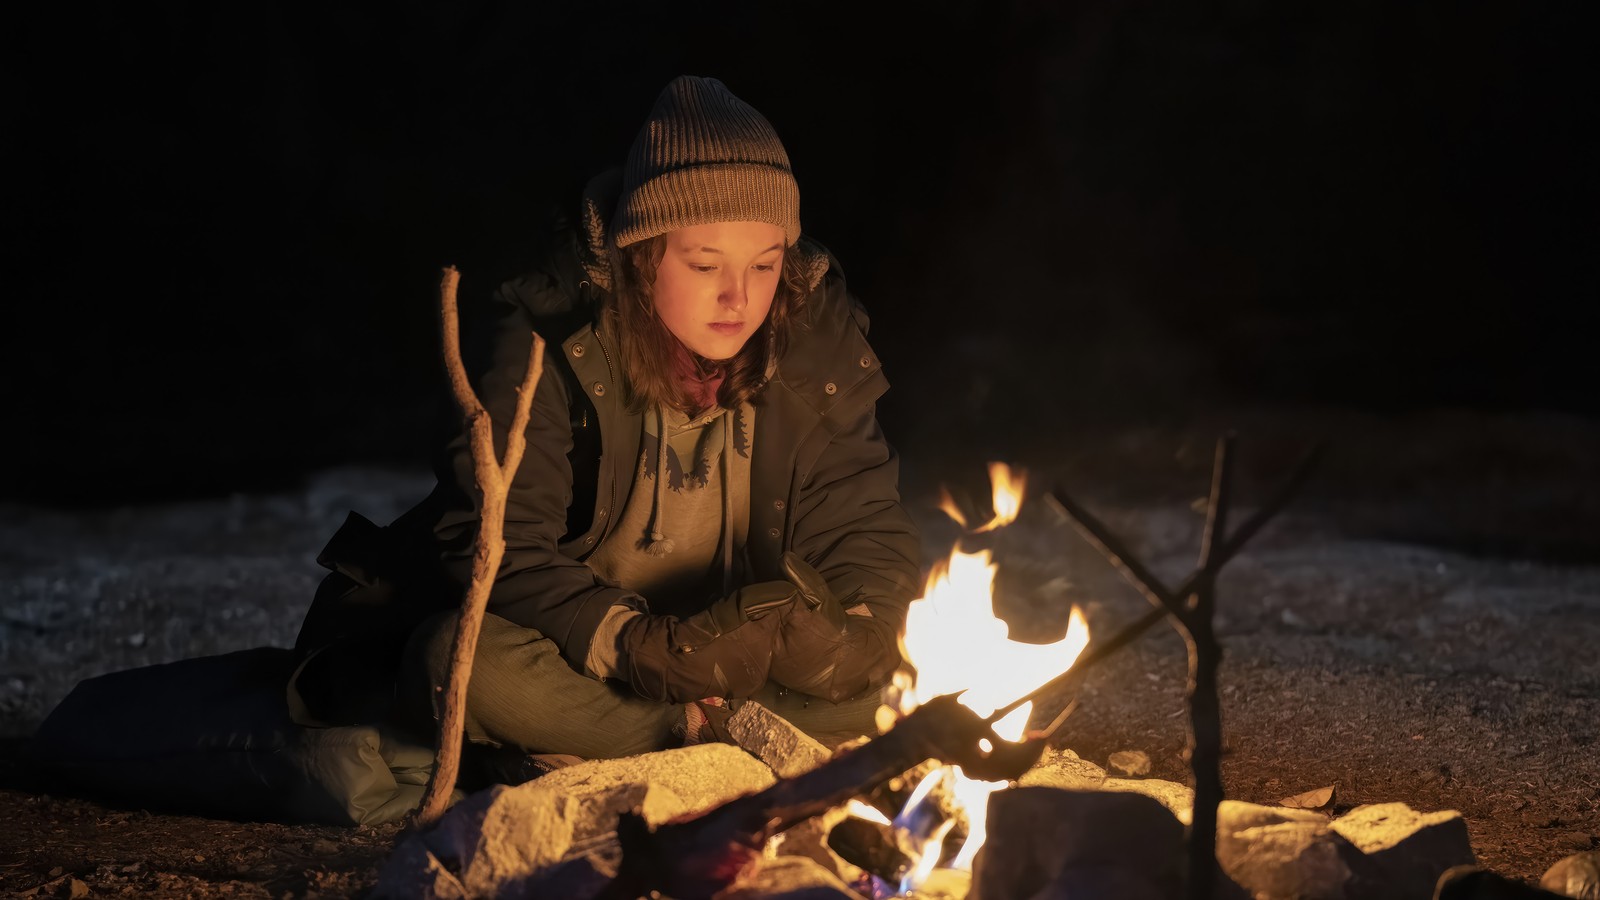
{"left": 709, "top": 322, "right": 743, "bottom": 335}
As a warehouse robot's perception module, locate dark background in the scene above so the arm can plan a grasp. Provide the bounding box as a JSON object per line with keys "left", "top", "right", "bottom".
{"left": 8, "top": 2, "right": 1595, "bottom": 505}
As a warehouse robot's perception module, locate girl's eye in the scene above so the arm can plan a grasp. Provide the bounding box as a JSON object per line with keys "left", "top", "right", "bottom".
{"left": 753, "top": 263, "right": 776, "bottom": 272}
{"left": 690, "top": 265, "right": 718, "bottom": 273}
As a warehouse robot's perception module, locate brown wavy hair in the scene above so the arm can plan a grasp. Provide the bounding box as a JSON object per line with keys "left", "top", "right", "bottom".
{"left": 602, "top": 234, "right": 812, "bottom": 414}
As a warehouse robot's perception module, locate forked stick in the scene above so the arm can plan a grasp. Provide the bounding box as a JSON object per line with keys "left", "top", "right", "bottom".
{"left": 414, "top": 266, "right": 546, "bottom": 827}
{"left": 1039, "top": 437, "right": 1319, "bottom": 900}
{"left": 986, "top": 440, "right": 1325, "bottom": 726}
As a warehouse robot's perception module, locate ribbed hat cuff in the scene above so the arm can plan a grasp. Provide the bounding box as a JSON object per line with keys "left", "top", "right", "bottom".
{"left": 612, "top": 163, "right": 801, "bottom": 248}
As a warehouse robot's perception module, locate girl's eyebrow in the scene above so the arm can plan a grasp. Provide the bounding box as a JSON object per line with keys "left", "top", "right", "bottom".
{"left": 692, "top": 244, "right": 785, "bottom": 255}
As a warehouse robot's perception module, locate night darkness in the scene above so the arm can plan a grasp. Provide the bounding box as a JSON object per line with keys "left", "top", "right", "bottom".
{"left": 8, "top": 2, "right": 1596, "bottom": 505}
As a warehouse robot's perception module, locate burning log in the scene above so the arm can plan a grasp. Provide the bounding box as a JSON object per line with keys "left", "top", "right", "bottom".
{"left": 414, "top": 266, "right": 547, "bottom": 828}
{"left": 594, "top": 693, "right": 1044, "bottom": 900}
{"left": 826, "top": 815, "right": 914, "bottom": 886}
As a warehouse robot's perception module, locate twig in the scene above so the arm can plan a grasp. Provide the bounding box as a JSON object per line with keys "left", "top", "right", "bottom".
{"left": 992, "top": 442, "right": 1323, "bottom": 727}
{"left": 985, "top": 445, "right": 1324, "bottom": 723}
{"left": 1042, "top": 441, "right": 1326, "bottom": 616}
{"left": 1043, "top": 489, "right": 1181, "bottom": 615}
{"left": 1035, "top": 697, "right": 1080, "bottom": 741}
{"left": 414, "top": 266, "right": 547, "bottom": 828}
{"left": 1207, "top": 441, "right": 1325, "bottom": 564}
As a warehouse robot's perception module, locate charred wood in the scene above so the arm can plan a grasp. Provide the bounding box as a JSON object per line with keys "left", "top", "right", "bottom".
{"left": 596, "top": 693, "right": 1043, "bottom": 900}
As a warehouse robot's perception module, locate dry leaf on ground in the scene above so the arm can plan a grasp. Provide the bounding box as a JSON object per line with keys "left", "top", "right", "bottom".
{"left": 1280, "top": 786, "right": 1336, "bottom": 810}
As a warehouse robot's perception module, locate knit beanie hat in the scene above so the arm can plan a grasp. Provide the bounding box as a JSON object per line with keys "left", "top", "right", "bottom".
{"left": 611, "top": 76, "right": 801, "bottom": 248}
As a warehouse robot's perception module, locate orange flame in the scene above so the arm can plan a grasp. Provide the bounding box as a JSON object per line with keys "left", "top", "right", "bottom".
{"left": 936, "top": 462, "right": 1028, "bottom": 533}
{"left": 973, "top": 461, "right": 1027, "bottom": 532}
{"left": 893, "top": 463, "right": 1090, "bottom": 876}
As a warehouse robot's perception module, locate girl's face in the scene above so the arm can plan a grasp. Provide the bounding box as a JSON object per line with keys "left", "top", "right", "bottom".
{"left": 653, "top": 221, "right": 785, "bottom": 360}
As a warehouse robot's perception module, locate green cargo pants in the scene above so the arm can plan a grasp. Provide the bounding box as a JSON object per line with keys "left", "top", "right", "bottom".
{"left": 400, "top": 611, "right": 884, "bottom": 760}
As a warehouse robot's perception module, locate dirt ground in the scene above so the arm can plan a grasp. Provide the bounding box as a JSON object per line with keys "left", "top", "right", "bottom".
{"left": 2, "top": 406, "right": 1597, "bottom": 898}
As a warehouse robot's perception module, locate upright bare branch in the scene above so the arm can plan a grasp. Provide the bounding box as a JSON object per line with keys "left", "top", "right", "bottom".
{"left": 414, "top": 266, "right": 546, "bottom": 828}
{"left": 1043, "top": 436, "right": 1318, "bottom": 900}
{"left": 1184, "top": 434, "right": 1234, "bottom": 900}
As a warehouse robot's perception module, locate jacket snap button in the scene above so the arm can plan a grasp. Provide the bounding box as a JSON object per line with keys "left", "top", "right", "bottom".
{"left": 824, "top": 382, "right": 837, "bottom": 395}
{"left": 773, "top": 499, "right": 785, "bottom": 511}
{"left": 859, "top": 356, "right": 871, "bottom": 368}
{"left": 571, "top": 343, "right": 585, "bottom": 358}
{"left": 592, "top": 382, "right": 606, "bottom": 397}
{"left": 584, "top": 535, "right": 595, "bottom": 544}
{"left": 768, "top": 527, "right": 780, "bottom": 539}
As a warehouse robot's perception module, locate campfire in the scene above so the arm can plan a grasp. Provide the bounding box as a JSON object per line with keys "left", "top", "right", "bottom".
{"left": 377, "top": 430, "right": 1510, "bottom": 900}
{"left": 368, "top": 270, "right": 1534, "bottom": 900}
{"left": 854, "top": 462, "right": 1090, "bottom": 890}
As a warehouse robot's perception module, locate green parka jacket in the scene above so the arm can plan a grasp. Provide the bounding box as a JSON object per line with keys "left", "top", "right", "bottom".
{"left": 291, "top": 194, "right": 921, "bottom": 721}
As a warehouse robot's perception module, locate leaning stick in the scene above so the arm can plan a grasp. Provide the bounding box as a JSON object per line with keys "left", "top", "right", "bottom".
{"left": 1042, "top": 441, "right": 1326, "bottom": 618}
{"left": 414, "top": 266, "right": 546, "bottom": 827}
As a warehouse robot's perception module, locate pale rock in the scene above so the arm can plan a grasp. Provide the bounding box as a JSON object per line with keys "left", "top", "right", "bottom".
{"left": 1215, "top": 799, "right": 1353, "bottom": 900}
{"left": 436, "top": 784, "right": 583, "bottom": 896}
{"left": 1331, "top": 802, "right": 1475, "bottom": 899}
{"left": 1017, "top": 746, "right": 1108, "bottom": 790}
{"left": 1220, "top": 800, "right": 1331, "bottom": 833}
{"left": 713, "top": 856, "right": 865, "bottom": 899}
{"left": 1103, "top": 776, "right": 1196, "bottom": 824}
{"left": 1110, "top": 749, "right": 1153, "bottom": 776}
{"left": 1215, "top": 800, "right": 1476, "bottom": 900}
{"left": 377, "top": 744, "right": 776, "bottom": 899}
{"left": 970, "top": 787, "right": 1185, "bottom": 900}
{"left": 381, "top": 781, "right": 673, "bottom": 899}
{"left": 727, "top": 701, "right": 833, "bottom": 779}
{"left": 533, "top": 742, "right": 777, "bottom": 822}
{"left": 35, "top": 874, "right": 90, "bottom": 900}
{"left": 1541, "top": 850, "right": 1600, "bottom": 899}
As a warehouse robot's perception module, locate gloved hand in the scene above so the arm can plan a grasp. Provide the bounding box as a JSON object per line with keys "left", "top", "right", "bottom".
{"left": 619, "top": 581, "right": 796, "bottom": 703}
{"left": 769, "top": 552, "right": 899, "bottom": 703}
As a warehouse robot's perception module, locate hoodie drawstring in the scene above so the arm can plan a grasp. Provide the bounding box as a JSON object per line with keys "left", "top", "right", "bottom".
{"left": 644, "top": 403, "right": 675, "bottom": 557}
{"left": 643, "top": 403, "right": 738, "bottom": 598}
{"left": 721, "top": 410, "right": 735, "bottom": 596}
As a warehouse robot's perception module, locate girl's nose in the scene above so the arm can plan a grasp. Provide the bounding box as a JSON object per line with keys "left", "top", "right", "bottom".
{"left": 720, "top": 276, "right": 748, "bottom": 311}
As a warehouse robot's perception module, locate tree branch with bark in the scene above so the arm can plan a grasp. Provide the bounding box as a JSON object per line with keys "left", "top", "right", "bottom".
{"left": 414, "top": 265, "right": 546, "bottom": 828}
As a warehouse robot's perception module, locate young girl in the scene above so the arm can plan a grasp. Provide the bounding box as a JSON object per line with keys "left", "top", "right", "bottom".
{"left": 289, "top": 75, "right": 921, "bottom": 765}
